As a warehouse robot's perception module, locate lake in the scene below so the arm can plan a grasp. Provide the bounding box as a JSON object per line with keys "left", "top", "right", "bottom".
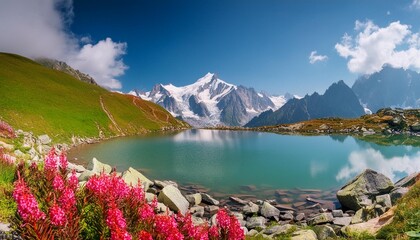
{"left": 69, "top": 129, "right": 420, "bottom": 201}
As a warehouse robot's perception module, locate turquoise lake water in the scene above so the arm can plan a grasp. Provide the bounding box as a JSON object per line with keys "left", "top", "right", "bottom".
{"left": 69, "top": 130, "right": 420, "bottom": 199}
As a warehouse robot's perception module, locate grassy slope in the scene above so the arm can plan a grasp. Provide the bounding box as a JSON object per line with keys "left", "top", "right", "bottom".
{"left": 0, "top": 53, "right": 187, "bottom": 142}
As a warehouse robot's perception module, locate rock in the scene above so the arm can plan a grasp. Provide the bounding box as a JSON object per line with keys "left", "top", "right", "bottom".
{"left": 351, "top": 208, "right": 375, "bottom": 224}
{"left": 280, "top": 212, "right": 294, "bottom": 221}
{"left": 121, "top": 167, "right": 153, "bottom": 190}
{"left": 410, "top": 123, "right": 420, "bottom": 132}
{"left": 313, "top": 225, "right": 337, "bottom": 240}
{"left": 38, "top": 134, "right": 51, "bottom": 145}
{"left": 333, "top": 216, "right": 352, "bottom": 226}
{"left": 145, "top": 192, "right": 156, "bottom": 203}
{"left": 395, "top": 172, "right": 420, "bottom": 188}
{"left": 230, "top": 196, "right": 248, "bottom": 205}
{"left": 295, "top": 213, "right": 305, "bottom": 221}
{"left": 190, "top": 206, "right": 205, "bottom": 217}
{"left": 375, "top": 194, "right": 392, "bottom": 209}
{"left": 157, "top": 185, "right": 189, "bottom": 215}
{"left": 67, "top": 162, "right": 86, "bottom": 173}
{"left": 243, "top": 202, "right": 259, "bottom": 215}
{"left": 263, "top": 224, "right": 294, "bottom": 235}
{"left": 260, "top": 201, "right": 280, "bottom": 220}
{"left": 185, "top": 193, "right": 202, "bottom": 206}
{"left": 232, "top": 212, "right": 244, "bottom": 220}
{"left": 146, "top": 187, "right": 158, "bottom": 194}
{"left": 205, "top": 205, "right": 219, "bottom": 215}
{"left": 337, "top": 169, "right": 394, "bottom": 211}
{"left": 245, "top": 216, "right": 267, "bottom": 229}
{"left": 308, "top": 213, "right": 333, "bottom": 225}
{"left": 78, "top": 170, "right": 95, "bottom": 181}
{"left": 247, "top": 229, "right": 259, "bottom": 237}
{"left": 390, "top": 187, "right": 409, "bottom": 205}
{"left": 291, "top": 229, "right": 318, "bottom": 240}
{"left": 156, "top": 202, "right": 169, "bottom": 213}
{"left": 192, "top": 216, "right": 206, "bottom": 226}
{"left": 201, "top": 193, "right": 220, "bottom": 205}
{"left": 343, "top": 207, "right": 395, "bottom": 236}
{"left": 332, "top": 210, "right": 343, "bottom": 218}
{"left": 91, "top": 158, "right": 112, "bottom": 174}
{"left": 154, "top": 180, "right": 178, "bottom": 189}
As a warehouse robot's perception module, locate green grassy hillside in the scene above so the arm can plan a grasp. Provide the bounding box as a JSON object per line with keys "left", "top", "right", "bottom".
{"left": 0, "top": 53, "right": 188, "bottom": 142}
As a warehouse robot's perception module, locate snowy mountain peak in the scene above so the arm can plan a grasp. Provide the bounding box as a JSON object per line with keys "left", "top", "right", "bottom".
{"left": 129, "top": 73, "right": 288, "bottom": 127}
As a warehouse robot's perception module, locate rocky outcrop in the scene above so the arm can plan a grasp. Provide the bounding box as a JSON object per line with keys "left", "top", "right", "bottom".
{"left": 337, "top": 169, "right": 394, "bottom": 211}
{"left": 157, "top": 185, "right": 189, "bottom": 215}
{"left": 122, "top": 167, "right": 153, "bottom": 190}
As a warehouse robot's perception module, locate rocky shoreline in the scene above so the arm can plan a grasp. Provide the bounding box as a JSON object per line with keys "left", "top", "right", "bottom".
{"left": 1, "top": 130, "right": 419, "bottom": 239}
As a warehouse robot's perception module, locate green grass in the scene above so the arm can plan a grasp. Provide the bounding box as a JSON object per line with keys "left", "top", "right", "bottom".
{"left": 0, "top": 53, "right": 188, "bottom": 143}
{"left": 377, "top": 181, "right": 420, "bottom": 240}
{"left": 0, "top": 162, "right": 16, "bottom": 222}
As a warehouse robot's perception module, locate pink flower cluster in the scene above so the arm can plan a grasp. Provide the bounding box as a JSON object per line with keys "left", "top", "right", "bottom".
{"left": 13, "top": 178, "right": 45, "bottom": 223}
{"left": 216, "top": 209, "right": 245, "bottom": 240}
{"left": 155, "top": 215, "right": 184, "bottom": 240}
{"left": 49, "top": 204, "right": 66, "bottom": 226}
{"left": 0, "top": 147, "right": 16, "bottom": 165}
{"left": 44, "top": 148, "right": 68, "bottom": 175}
{"left": 106, "top": 205, "right": 132, "bottom": 240}
{"left": 86, "top": 172, "right": 130, "bottom": 202}
{"left": 0, "top": 120, "right": 16, "bottom": 138}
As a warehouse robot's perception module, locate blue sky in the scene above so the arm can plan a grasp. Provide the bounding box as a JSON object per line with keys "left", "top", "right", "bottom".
{"left": 1, "top": 0, "right": 420, "bottom": 95}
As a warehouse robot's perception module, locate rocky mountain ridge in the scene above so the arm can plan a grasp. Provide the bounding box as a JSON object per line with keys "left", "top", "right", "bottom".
{"left": 245, "top": 80, "right": 365, "bottom": 127}
{"left": 129, "top": 73, "right": 289, "bottom": 126}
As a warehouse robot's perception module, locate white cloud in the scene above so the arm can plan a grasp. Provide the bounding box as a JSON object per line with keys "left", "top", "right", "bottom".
{"left": 309, "top": 51, "right": 328, "bottom": 64}
{"left": 335, "top": 20, "right": 420, "bottom": 75}
{"left": 0, "top": 0, "right": 127, "bottom": 89}
{"left": 336, "top": 148, "right": 420, "bottom": 182}
{"left": 410, "top": 0, "right": 420, "bottom": 9}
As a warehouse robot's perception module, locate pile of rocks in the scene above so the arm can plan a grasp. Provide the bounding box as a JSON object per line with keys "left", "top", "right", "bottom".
{"left": 69, "top": 158, "right": 418, "bottom": 239}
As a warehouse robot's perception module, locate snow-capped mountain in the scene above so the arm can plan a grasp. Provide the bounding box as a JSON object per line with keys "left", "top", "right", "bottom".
{"left": 129, "top": 73, "right": 288, "bottom": 126}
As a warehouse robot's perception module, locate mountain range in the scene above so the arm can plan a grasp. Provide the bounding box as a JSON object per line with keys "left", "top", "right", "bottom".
{"left": 352, "top": 65, "right": 420, "bottom": 113}
{"left": 245, "top": 80, "right": 365, "bottom": 127}
{"left": 129, "top": 73, "right": 289, "bottom": 126}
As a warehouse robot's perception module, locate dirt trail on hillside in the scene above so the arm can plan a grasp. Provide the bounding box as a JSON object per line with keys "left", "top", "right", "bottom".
{"left": 100, "top": 96, "right": 124, "bottom": 135}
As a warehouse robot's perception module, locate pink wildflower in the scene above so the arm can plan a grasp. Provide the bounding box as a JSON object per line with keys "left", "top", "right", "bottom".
{"left": 106, "top": 205, "right": 132, "bottom": 240}
{"left": 138, "top": 203, "right": 155, "bottom": 220}
{"left": 138, "top": 230, "right": 153, "bottom": 240}
{"left": 208, "top": 226, "right": 219, "bottom": 239}
{"left": 13, "top": 178, "right": 45, "bottom": 222}
{"left": 59, "top": 152, "right": 68, "bottom": 170}
{"left": 49, "top": 203, "right": 66, "bottom": 226}
{"left": 86, "top": 173, "right": 129, "bottom": 202}
{"left": 216, "top": 208, "right": 230, "bottom": 229}
{"left": 178, "top": 213, "right": 209, "bottom": 240}
{"left": 58, "top": 187, "right": 76, "bottom": 213}
{"left": 155, "top": 215, "right": 184, "bottom": 240}
{"left": 44, "top": 148, "right": 58, "bottom": 173}
{"left": 68, "top": 170, "right": 78, "bottom": 190}
{"left": 52, "top": 174, "right": 65, "bottom": 191}
{"left": 0, "top": 120, "right": 16, "bottom": 138}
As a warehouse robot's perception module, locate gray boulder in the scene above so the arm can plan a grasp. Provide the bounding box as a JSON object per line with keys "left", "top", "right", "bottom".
{"left": 313, "top": 225, "right": 337, "bottom": 240}
{"left": 375, "top": 194, "right": 392, "bottom": 209}
{"left": 78, "top": 170, "right": 95, "bottom": 181}
{"left": 332, "top": 210, "right": 343, "bottom": 218}
{"left": 337, "top": 169, "right": 394, "bottom": 210}
{"left": 260, "top": 201, "right": 280, "bottom": 220}
{"left": 245, "top": 216, "right": 267, "bottom": 229}
{"left": 243, "top": 202, "right": 259, "bottom": 215}
{"left": 201, "top": 193, "right": 220, "bottom": 205}
{"left": 38, "top": 134, "right": 51, "bottom": 145}
{"left": 185, "top": 193, "right": 202, "bottom": 206}
{"left": 92, "top": 158, "right": 112, "bottom": 174}
{"left": 390, "top": 187, "right": 409, "bottom": 205}
{"left": 154, "top": 180, "right": 178, "bottom": 189}
{"left": 157, "top": 185, "right": 189, "bottom": 215}
{"left": 263, "top": 224, "right": 294, "bottom": 235}
{"left": 291, "top": 229, "right": 318, "bottom": 240}
{"left": 205, "top": 205, "right": 220, "bottom": 215}
{"left": 308, "top": 213, "right": 333, "bottom": 225}
{"left": 190, "top": 206, "right": 205, "bottom": 217}
{"left": 333, "top": 216, "right": 352, "bottom": 226}
{"left": 395, "top": 172, "right": 419, "bottom": 188}
{"left": 122, "top": 167, "right": 153, "bottom": 190}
